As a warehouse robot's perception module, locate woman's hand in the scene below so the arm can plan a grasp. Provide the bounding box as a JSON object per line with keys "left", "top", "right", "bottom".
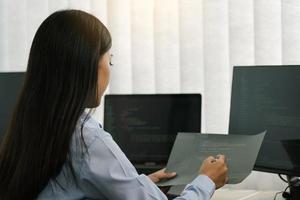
{"left": 148, "top": 168, "right": 176, "bottom": 183}
{"left": 199, "top": 155, "right": 229, "bottom": 189}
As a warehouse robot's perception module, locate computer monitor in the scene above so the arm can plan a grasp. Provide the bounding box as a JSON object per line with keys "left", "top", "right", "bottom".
{"left": 104, "top": 94, "right": 201, "bottom": 173}
{"left": 0, "top": 72, "right": 25, "bottom": 141}
{"left": 229, "top": 66, "right": 300, "bottom": 177}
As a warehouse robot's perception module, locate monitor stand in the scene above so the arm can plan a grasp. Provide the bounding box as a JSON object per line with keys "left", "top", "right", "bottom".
{"left": 287, "top": 176, "right": 300, "bottom": 200}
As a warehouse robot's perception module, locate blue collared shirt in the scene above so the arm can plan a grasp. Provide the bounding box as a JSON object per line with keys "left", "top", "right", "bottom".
{"left": 38, "top": 114, "right": 215, "bottom": 199}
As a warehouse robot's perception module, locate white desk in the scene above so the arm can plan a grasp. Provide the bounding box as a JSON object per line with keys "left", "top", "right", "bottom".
{"left": 168, "top": 186, "right": 284, "bottom": 200}
{"left": 211, "top": 189, "right": 284, "bottom": 200}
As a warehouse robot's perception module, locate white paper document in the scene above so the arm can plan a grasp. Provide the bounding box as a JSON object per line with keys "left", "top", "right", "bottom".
{"left": 157, "top": 131, "right": 266, "bottom": 186}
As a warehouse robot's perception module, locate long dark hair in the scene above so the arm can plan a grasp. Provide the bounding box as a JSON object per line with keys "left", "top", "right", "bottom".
{"left": 0, "top": 10, "right": 111, "bottom": 199}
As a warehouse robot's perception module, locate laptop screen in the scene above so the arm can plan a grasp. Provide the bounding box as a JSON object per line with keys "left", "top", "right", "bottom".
{"left": 104, "top": 94, "right": 201, "bottom": 172}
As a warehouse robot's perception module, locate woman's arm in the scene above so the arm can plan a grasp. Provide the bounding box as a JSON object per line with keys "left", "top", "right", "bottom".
{"left": 79, "top": 127, "right": 225, "bottom": 200}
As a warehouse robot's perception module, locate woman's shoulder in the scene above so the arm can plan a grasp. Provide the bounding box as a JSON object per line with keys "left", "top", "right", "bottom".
{"left": 74, "top": 113, "right": 111, "bottom": 149}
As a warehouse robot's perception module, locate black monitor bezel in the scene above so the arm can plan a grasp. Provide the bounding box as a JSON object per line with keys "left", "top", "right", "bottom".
{"left": 229, "top": 65, "right": 300, "bottom": 176}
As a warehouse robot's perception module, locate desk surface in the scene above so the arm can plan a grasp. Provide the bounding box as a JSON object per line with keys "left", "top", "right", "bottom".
{"left": 168, "top": 186, "right": 284, "bottom": 200}
{"left": 211, "top": 189, "right": 284, "bottom": 200}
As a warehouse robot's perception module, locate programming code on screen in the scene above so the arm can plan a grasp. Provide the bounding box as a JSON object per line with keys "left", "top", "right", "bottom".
{"left": 104, "top": 94, "right": 201, "bottom": 168}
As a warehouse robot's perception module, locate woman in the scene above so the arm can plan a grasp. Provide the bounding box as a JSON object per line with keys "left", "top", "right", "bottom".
{"left": 0, "top": 10, "right": 228, "bottom": 200}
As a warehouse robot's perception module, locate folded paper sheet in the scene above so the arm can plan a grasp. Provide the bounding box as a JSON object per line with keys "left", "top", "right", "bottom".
{"left": 157, "top": 131, "right": 266, "bottom": 186}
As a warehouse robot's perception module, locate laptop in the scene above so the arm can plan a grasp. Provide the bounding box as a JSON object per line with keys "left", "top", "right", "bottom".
{"left": 103, "top": 94, "right": 201, "bottom": 174}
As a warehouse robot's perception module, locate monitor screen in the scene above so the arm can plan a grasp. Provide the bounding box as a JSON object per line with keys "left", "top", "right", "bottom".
{"left": 104, "top": 94, "right": 201, "bottom": 171}
{"left": 229, "top": 66, "right": 300, "bottom": 176}
{"left": 0, "top": 72, "right": 25, "bottom": 140}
